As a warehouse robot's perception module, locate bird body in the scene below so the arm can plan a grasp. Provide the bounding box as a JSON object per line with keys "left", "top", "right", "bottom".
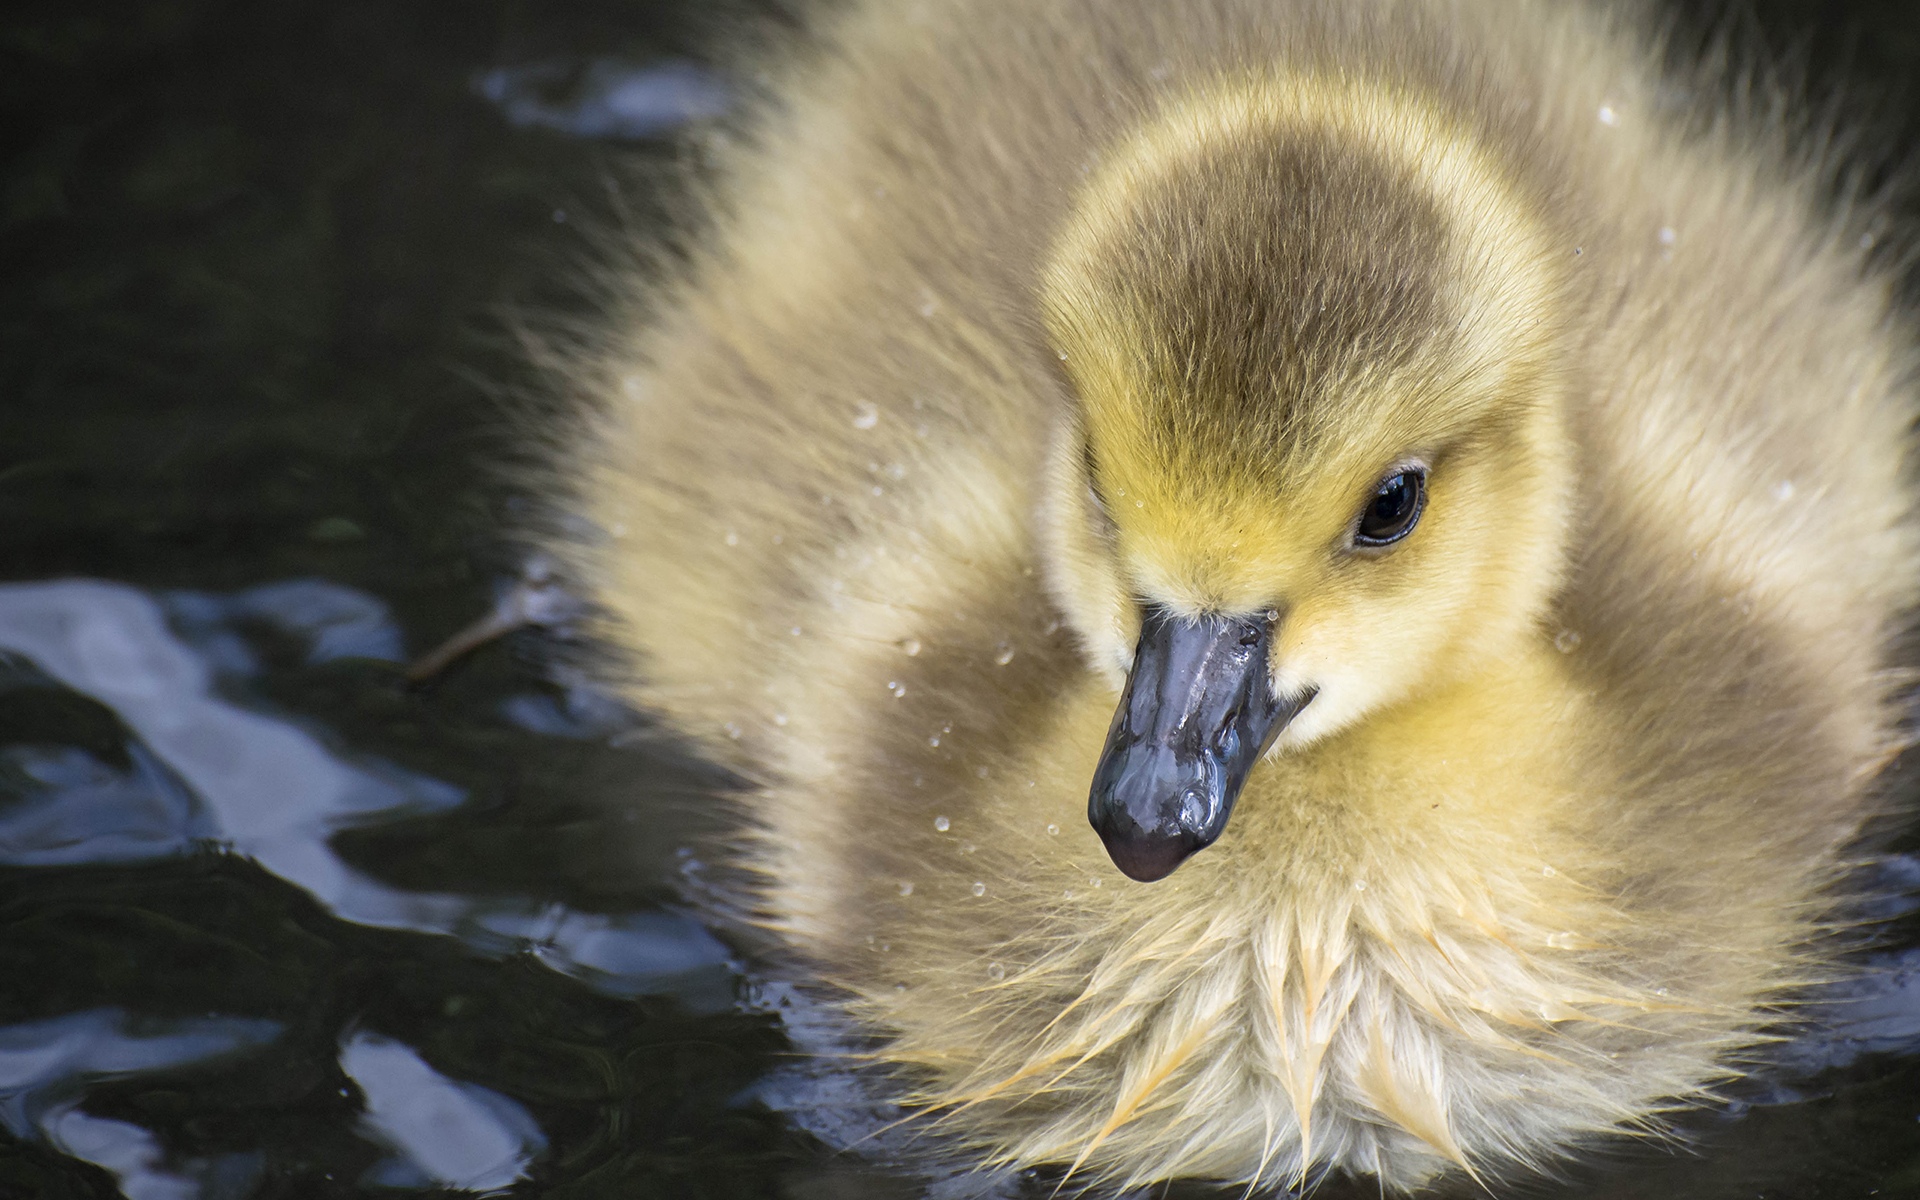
{"left": 560, "top": 0, "right": 1918, "bottom": 1189}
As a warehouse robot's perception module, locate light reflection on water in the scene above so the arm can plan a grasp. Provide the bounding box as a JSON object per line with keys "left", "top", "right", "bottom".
{"left": 473, "top": 59, "right": 730, "bottom": 141}
{"left": 0, "top": 579, "right": 730, "bottom": 990}
{"left": 0, "top": 578, "right": 735, "bottom": 1194}
{"left": 339, "top": 1031, "right": 544, "bottom": 1192}
{"left": 0, "top": 1009, "right": 282, "bottom": 1200}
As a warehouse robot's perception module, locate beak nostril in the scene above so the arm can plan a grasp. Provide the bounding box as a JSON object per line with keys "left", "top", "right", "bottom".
{"left": 1213, "top": 719, "right": 1240, "bottom": 758}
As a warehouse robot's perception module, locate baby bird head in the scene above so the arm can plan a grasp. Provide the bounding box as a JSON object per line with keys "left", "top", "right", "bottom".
{"left": 1038, "top": 83, "right": 1574, "bottom": 882}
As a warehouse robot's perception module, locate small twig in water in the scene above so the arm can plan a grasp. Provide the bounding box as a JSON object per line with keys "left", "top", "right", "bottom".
{"left": 406, "top": 555, "right": 583, "bottom": 684}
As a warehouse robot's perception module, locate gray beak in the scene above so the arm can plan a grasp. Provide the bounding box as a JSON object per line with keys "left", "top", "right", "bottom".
{"left": 1087, "top": 608, "right": 1311, "bottom": 882}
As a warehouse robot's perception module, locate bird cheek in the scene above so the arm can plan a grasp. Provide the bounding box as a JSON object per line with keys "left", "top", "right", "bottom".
{"left": 1268, "top": 593, "right": 1421, "bottom": 746}
{"left": 1267, "top": 609, "right": 1336, "bottom": 742}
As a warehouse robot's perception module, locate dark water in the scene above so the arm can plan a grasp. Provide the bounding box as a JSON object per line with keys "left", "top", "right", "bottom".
{"left": 6, "top": 1, "right": 1920, "bottom": 1197}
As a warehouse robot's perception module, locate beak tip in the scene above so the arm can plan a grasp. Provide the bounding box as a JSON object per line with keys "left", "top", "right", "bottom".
{"left": 1094, "top": 825, "right": 1199, "bottom": 883}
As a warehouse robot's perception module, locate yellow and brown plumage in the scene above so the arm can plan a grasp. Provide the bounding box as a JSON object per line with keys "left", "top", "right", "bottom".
{"left": 553, "top": 0, "right": 1919, "bottom": 1191}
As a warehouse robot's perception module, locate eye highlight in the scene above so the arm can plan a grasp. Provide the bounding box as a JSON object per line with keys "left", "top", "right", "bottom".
{"left": 1354, "top": 467, "right": 1427, "bottom": 547}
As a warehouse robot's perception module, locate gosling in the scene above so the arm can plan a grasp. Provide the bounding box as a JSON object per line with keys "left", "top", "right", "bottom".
{"left": 555, "top": 0, "right": 1919, "bottom": 1191}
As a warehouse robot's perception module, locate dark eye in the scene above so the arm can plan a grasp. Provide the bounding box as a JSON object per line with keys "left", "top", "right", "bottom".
{"left": 1354, "top": 468, "right": 1426, "bottom": 547}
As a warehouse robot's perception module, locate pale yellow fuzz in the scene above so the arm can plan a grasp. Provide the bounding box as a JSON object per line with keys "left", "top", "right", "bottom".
{"left": 552, "top": 0, "right": 1919, "bottom": 1192}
